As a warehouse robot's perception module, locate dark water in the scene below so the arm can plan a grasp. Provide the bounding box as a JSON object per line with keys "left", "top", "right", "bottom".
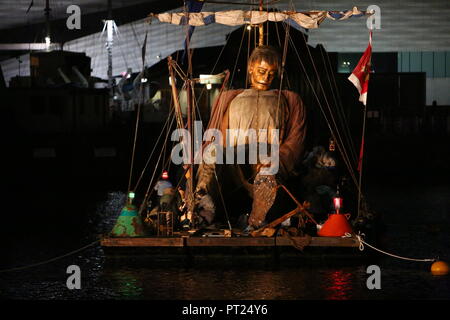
{"left": 1, "top": 137, "right": 450, "bottom": 301}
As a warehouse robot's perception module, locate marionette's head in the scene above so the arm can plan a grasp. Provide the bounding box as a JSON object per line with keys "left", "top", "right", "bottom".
{"left": 248, "top": 45, "right": 281, "bottom": 91}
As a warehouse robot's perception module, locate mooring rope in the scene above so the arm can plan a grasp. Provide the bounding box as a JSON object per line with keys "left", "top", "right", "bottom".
{"left": 343, "top": 233, "right": 436, "bottom": 262}
{"left": 0, "top": 240, "right": 100, "bottom": 274}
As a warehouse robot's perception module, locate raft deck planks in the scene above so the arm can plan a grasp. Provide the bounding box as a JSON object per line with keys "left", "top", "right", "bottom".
{"left": 101, "top": 236, "right": 358, "bottom": 248}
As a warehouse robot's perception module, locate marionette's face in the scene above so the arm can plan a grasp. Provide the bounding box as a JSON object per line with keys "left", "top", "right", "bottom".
{"left": 248, "top": 59, "right": 278, "bottom": 91}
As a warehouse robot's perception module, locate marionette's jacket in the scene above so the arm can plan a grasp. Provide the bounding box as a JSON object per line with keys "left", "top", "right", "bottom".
{"left": 196, "top": 89, "right": 307, "bottom": 195}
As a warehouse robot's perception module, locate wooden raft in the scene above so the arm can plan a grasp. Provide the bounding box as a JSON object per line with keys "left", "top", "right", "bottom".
{"left": 100, "top": 236, "right": 358, "bottom": 248}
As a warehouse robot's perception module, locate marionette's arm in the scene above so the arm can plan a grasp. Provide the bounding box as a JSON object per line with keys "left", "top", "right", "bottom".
{"left": 195, "top": 90, "right": 242, "bottom": 193}
{"left": 277, "top": 90, "right": 307, "bottom": 179}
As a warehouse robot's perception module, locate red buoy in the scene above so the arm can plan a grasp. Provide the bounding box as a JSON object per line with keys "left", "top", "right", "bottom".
{"left": 317, "top": 213, "right": 353, "bottom": 237}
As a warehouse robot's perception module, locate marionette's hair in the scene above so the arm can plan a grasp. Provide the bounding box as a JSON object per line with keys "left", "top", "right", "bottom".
{"left": 248, "top": 45, "right": 282, "bottom": 77}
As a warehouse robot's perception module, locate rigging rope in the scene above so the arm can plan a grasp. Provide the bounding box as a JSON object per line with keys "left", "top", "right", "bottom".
{"left": 137, "top": 73, "right": 190, "bottom": 215}
{"left": 322, "top": 47, "right": 358, "bottom": 164}
{"left": 274, "top": 11, "right": 354, "bottom": 176}
{"left": 297, "top": 29, "right": 359, "bottom": 189}
{"left": 282, "top": 23, "right": 362, "bottom": 196}
{"left": 133, "top": 107, "right": 175, "bottom": 192}
{"left": 273, "top": 17, "right": 292, "bottom": 89}
{"left": 230, "top": 26, "right": 247, "bottom": 88}
{"left": 138, "top": 107, "right": 177, "bottom": 215}
{"left": 246, "top": 22, "right": 251, "bottom": 88}
{"left": 0, "top": 240, "right": 99, "bottom": 274}
{"left": 168, "top": 59, "right": 187, "bottom": 131}
{"left": 318, "top": 46, "right": 358, "bottom": 165}
{"left": 214, "top": 168, "right": 233, "bottom": 231}
{"left": 135, "top": 78, "right": 177, "bottom": 207}
{"left": 127, "top": 82, "right": 143, "bottom": 195}
{"left": 276, "top": 21, "right": 290, "bottom": 129}
{"left": 192, "top": 40, "right": 229, "bottom": 122}
{"left": 266, "top": 0, "right": 270, "bottom": 45}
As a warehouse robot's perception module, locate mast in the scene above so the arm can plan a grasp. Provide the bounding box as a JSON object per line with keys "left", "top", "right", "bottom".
{"left": 182, "top": 1, "right": 196, "bottom": 217}
{"left": 167, "top": 57, "right": 185, "bottom": 131}
{"left": 168, "top": 56, "right": 195, "bottom": 217}
{"left": 186, "top": 79, "right": 195, "bottom": 214}
{"left": 258, "top": 0, "right": 264, "bottom": 46}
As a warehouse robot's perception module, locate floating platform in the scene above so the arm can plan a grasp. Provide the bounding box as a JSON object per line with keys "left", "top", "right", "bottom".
{"left": 100, "top": 234, "right": 359, "bottom": 248}
{"left": 99, "top": 233, "right": 369, "bottom": 264}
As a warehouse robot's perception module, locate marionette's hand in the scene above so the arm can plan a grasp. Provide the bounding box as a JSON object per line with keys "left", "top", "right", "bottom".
{"left": 255, "top": 163, "right": 271, "bottom": 175}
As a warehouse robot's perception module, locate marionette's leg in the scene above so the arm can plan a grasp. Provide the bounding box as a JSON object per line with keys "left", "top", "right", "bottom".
{"left": 217, "top": 163, "right": 253, "bottom": 225}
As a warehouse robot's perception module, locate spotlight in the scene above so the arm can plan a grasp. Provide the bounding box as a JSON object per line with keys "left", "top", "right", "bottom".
{"left": 45, "top": 36, "right": 51, "bottom": 49}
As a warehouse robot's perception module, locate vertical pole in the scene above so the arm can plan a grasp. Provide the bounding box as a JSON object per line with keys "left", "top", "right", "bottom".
{"left": 186, "top": 79, "right": 195, "bottom": 217}
{"left": 258, "top": 0, "right": 264, "bottom": 46}
{"left": 357, "top": 30, "right": 372, "bottom": 221}
{"left": 167, "top": 57, "right": 184, "bottom": 131}
{"left": 183, "top": 0, "right": 195, "bottom": 222}
{"left": 357, "top": 106, "right": 367, "bottom": 220}
{"left": 44, "top": 0, "right": 51, "bottom": 50}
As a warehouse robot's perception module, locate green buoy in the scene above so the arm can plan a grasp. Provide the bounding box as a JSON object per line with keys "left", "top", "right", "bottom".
{"left": 111, "top": 194, "right": 146, "bottom": 237}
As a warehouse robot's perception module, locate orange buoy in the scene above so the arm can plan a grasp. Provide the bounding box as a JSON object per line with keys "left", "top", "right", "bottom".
{"left": 317, "top": 213, "right": 353, "bottom": 237}
{"left": 431, "top": 261, "right": 449, "bottom": 276}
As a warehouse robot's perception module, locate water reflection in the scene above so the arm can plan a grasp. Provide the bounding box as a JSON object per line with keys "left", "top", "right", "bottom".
{"left": 109, "top": 270, "right": 144, "bottom": 299}
{"left": 322, "top": 269, "right": 353, "bottom": 300}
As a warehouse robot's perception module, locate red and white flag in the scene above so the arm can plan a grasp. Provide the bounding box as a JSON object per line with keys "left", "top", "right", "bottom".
{"left": 348, "top": 31, "right": 372, "bottom": 106}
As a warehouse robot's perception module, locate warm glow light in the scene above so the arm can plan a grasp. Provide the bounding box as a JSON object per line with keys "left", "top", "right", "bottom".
{"left": 199, "top": 74, "right": 223, "bottom": 85}
{"left": 141, "top": 78, "right": 148, "bottom": 83}
{"left": 247, "top": 25, "right": 252, "bottom": 31}
{"left": 333, "top": 197, "right": 343, "bottom": 213}
{"left": 206, "top": 83, "right": 212, "bottom": 90}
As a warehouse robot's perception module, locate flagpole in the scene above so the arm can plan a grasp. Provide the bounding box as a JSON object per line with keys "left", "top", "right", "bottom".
{"left": 357, "top": 104, "right": 367, "bottom": 220}
{"left": 356, "top": 30, "right": 372, "bottom": 221}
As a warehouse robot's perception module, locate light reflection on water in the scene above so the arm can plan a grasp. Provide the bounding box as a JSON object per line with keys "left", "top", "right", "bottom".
{"left": 100, "top": 265, "right": 362, "bottom": 300}
{"left": 110, "top": 270, "right": 144, "bottom": 299}
{"left": 322, "top": 269, "right": 354, "bottom": 300}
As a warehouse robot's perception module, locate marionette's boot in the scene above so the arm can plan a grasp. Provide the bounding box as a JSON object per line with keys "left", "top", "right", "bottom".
{"left": 248, "top": 174, "right": 278, "bottom": 228}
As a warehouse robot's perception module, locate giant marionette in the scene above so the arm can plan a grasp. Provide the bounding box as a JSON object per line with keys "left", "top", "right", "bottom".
{"left": 195, "top": 45, "right": 307, "bottom": 230}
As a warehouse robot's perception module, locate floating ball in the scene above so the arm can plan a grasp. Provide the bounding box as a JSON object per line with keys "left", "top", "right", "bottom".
{"left": 431, "top": 261, "right": 449, "bottom": 276}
